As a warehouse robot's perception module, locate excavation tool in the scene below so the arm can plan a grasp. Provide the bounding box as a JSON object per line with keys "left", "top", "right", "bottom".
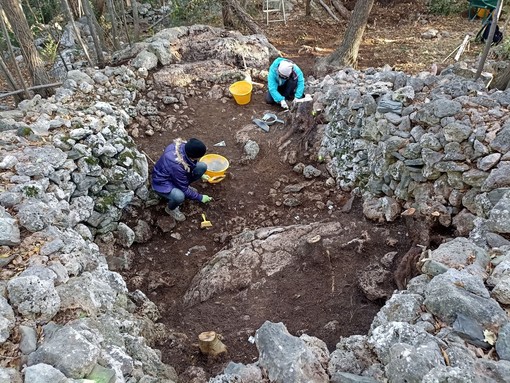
{"left": 252, "top": 118, "right": 270, "bottom": 132}
{"left": 261, "top": 113, "right": 284, "bottom": 125}
{"left": 201, "top": 214, "right": 212, "bottom": 229}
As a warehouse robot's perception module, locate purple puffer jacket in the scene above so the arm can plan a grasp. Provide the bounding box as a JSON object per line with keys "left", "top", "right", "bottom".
{"left": 151, "top": 138, "right": 202, "bottom": 201}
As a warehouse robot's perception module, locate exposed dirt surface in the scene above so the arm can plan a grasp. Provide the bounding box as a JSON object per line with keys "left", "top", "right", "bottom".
{"left": 125, "top": 92, "right": 412, "bottom": 377}
{"left": 120, "top": 0, "right": 489, "bottom": 379}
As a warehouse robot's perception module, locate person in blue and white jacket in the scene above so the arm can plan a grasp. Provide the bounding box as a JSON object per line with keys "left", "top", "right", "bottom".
{"left": 265, "top": 57, "right": 305, "bottom": 110}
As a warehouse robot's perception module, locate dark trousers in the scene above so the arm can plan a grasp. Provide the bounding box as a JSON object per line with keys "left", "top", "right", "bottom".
{"left": 156, "top": 162, "right": 207, "bottom": 210}
{"left": 265, "top": 76, "right": 298, "bottom": 104}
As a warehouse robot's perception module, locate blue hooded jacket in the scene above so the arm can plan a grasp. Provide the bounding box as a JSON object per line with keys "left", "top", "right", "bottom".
{"left": 267, "top": 57, "right": 305, "bottom": 103}
{"left": 151, "top": 138, "right": 202, "bottom": 201}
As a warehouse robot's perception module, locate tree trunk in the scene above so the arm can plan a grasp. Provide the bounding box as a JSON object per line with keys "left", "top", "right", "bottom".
{"left": 225, "top": 0, "right": 264, "bottom": 35}
{"left": 491, "top": 64, "right": 510, "bottom": 90}
{"left": 221, "top": 0, "right": 235, "bottom": 29}
{"left": 314, "top": 0, "right": 374, "bottom": 76}
{"left": 0, "top": 56, "right": 25, "bottom": 103}
{"left": 0, "top": 4, "right": 30, "bottom": 100}
{"left": 331, "top": 0, "right": 351, "bottom": 19}
{"left": 106, "top": 0, "right": 120, "bottom": 50}
{"left": 305, "top": 0, "right": 311, "bottom": 16}
{"left": 68, "top": 0, "right": 81, "bottom": 18}
{"left": 198, "top": 331, "right": 227, "bottom": 356}
{"left": 317, "top": 0, "right": 340, "bottom": 22}
{"left": 0, "top": 0, "right": 52, "bottom": 96}
{"left": 82, "top": 0, "right": 105, "bottom": 66}
{"left": 118, "top": 0, "right": 132, "bottom": 46}
{"left": 475, "top": 0, "right": 503, "bottom": 81}
{"left": 60, "top": 0, "right": 93, "bottom": 65}
{"left": 132, "top": 0, "right": 140, "bottom": 41}
{"left": 92, "top": 0, "right": 105, "bottom": 17}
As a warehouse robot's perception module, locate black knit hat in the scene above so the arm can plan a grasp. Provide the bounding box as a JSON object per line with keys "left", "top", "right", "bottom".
{"left": 184, "top": 138, "right": 206, "bottom": 159}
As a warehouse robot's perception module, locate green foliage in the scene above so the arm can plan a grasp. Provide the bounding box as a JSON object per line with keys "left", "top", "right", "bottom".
{"left": 427, "top": 0, "right": 465, "bottom": 15}
{"left": 22, "top": 0, "right": 61, "bottom": 25}
{"left": 40, "top": 38, "right": 59, "bottom": 62}
{"left": 169, "top": 0, "right": 222, "bottom": 25}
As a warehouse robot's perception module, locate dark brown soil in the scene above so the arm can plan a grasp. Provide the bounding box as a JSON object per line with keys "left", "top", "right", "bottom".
{"left": 124, "top": 91, "right": 412, "bottom": 378}
{"left": 121, "top": 0, "right": 485, "bottom": 379}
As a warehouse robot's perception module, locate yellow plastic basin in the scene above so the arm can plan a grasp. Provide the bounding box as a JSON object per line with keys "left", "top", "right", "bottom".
{"left": 229, "top": 81, "right": 253, "bottom": 105}
{"left": 200, "top": 154, "right": 230, "bottom": 183}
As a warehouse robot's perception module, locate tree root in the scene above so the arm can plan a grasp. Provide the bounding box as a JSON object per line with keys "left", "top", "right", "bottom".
{"left": 394, "top": 213, "right": 433, "bottom": 290}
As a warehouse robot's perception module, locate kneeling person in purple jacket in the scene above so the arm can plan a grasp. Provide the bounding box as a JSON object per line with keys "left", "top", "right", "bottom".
{"left": 151, "top": 138, "right": 212, "bottom": 222}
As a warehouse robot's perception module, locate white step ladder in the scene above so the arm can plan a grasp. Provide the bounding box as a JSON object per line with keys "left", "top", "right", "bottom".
{"left": 263, "top": 0, "right": 286, "bottom": 25}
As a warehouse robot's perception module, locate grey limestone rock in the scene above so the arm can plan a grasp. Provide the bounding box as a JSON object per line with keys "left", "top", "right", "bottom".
{"left": 28, "top": 323, "right": 101, "bottom": 378}
{"left": 0, "top": 207, "right": 20, "bottom": 245}
{"left": 223, "top": 362, "right": 263, "bottom": 382}
{"left": 496, "top": 322, "right": 510, "bottom": 361}
{"left": 7, "top": 275, "right": 60, "bottom": 322}
{"left": 0, "top": 296, "right": 15, "bottom": 342}
{"left": 370, "top": 292, "right": 423, "bottom": 330}
{"left": 424, "top": 269, "right": 507, "bottom": 327}
{"left": 330, "top": 372, "right": 380, "bottom": 383}
{"left": 385, "top": 341, "right": 444, "bottom": 383}
{"left": 421, "top": 237, "right": 489, "bottom": 278}
{"left": 255, "top": 321, "right": 329, "bottom": 383}
{"left": 367, "top": 322, "right": 444, "bottom": 365}
{"left": 19, "top": 325, "right": 38, "bottom": 354}
{"left": 24, "top": 363, "right": 68, "bottom": 383}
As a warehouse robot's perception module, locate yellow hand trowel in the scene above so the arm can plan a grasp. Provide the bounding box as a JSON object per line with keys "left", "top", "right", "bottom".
{"left": 201, "top": 214, "right": 212, "bottom": 229}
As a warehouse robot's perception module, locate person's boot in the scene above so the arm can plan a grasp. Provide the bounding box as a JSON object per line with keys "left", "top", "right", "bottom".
{"left": 165, "top": 206, "right": 186, "bottom": 221}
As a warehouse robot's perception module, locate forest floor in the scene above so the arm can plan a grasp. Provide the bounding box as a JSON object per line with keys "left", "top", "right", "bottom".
{"left": 121, "top": 0, "right": 484, "bottom": 380}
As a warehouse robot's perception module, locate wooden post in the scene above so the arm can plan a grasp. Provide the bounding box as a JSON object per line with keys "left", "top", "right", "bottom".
{"left": 81, "top": 0, "right": 105, "bottom": 66}
{"left": 475, "top": 0, "right": 504, "bottom": 81}
{"left": 454, "top": 34, "right": 470, "bottom": 62}
{"left": 198, "top": 331, "right": 227, "bottom": 356}
{"left": 106, "top": 0, "right": 120, "bottom": 50}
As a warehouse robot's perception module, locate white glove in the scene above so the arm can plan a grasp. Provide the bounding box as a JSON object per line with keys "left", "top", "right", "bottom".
{"left": 280, "top": 100, "right": 289, "bottom": 109}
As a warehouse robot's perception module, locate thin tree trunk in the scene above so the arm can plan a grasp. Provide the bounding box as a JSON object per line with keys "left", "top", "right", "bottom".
{"left": 222, "top": 0, "right": 235, "bottom": 29}
{"left": 68, "top": 0, "right": 81, "bottom": 18}
{"left": 331, "top": 0, "right": 351, "bottom": 19}
{"left": 60, "top": 0, "right": 93, "bottom": 65}
{"left": 106, "top": 0, "right": 120, "bottom": 49}
{"left": 475, "top": 0, "right": 503, "bottom": 81}
{"left": 132, "top": 0, "right": 140, "bottom": 40}
{"left": 92, "top": 0, "right": 106, "bottom": 17}
{"left": 0, "top": 82, "right": 62, "bottom": 99}
{"left": 315, "top": 0, "right": 374, "bottom": 76}
{"left": 48, "top": 25, "right": 71, "bottom": 72}
{"left": 118, "top": 0, "right": 132, "bottom": 46}
{"left": 317, "top": 0, "right": 340, "bottom": 22}
{"left": 0, "top": 0, "right": 52, "bottom": 96}
{"left": 226, "top": 0, "right": 264, "bottom": 35}
{"left": 23, "top": 0, "right": 40, "bottom": 23}
{"left": 305, "top": 0, "right": 311, "bottom": 16}
{"left": 0, "top": 56, "right": 25, "bottom": 103}
{"left": 82, "top": 0, "right": 105, "bottom": 66}
{"left": 0, "top": 5, "right": 30, "bottom": 99}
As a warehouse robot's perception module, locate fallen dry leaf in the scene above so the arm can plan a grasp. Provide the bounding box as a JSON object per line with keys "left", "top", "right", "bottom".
{"left": 483, "top": 329, "right": 497, "bottom": 345}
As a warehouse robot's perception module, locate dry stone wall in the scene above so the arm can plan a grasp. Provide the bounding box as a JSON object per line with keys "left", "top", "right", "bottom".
{"left": 311, "top": 63, "right": 510, "bottom": 243}
{"left": 0, "top": 25, "right": 277, "bottom": 383}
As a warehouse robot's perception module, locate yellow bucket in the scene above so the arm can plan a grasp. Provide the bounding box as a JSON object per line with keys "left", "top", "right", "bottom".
{"left": 200, "top": 154, "right": 229, "bottom": 184}
{"left": 477, "top": 8, "right": 490, "bottom": 18}
{"left": 229, "top": 81, "right": 253, "bottom": 105}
